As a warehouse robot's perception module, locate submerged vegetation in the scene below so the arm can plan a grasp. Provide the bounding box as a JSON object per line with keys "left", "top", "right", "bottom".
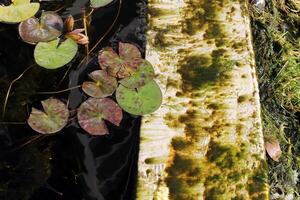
{"left": 250, "top": 0, "right": 300, "bottom": 198}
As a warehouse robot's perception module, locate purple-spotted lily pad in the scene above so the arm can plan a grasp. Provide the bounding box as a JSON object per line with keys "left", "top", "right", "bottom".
{"left": 27, "top": 98, "right": 69, "bottom": 134}
{"left": 116, "top": 80, "right": 162, "bottom": 115}
{"left": 98, "top": 42, "right": 143, "bottom": 78}
{"left": 77, "top": 98, "right": 123, "bottom": 136}
{"left": 19, "top": 12, "right": 63, "bottom": 44}
{"left": 119, "top": 60, "right": 155, "bottom": 89}
{"left": 82, "top": 70, "right": 117, "bottom": 98}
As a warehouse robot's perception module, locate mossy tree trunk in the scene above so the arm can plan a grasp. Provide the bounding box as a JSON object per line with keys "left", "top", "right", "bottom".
{"left": 137, "top": 0, "right": 269, "bottom": 199}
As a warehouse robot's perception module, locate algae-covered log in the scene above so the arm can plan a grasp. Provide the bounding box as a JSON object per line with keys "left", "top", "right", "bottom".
{"left": 137, "top": 0, "right": 269, "bottom": 199}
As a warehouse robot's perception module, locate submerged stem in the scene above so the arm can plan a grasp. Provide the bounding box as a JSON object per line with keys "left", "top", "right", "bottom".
{"left": 2, "top": 65, "right": 35, "bottom": 119}
{"left": 0, "top": 121, "right": 26, "bottom": 125}
{"left": 12, "top": 135, "right": 47, "bottom": 152}
{"left": 83, "top": 11, "right": 90, "bottom": 56}
{"left": 37, "top": 85, "right": 82, "bottom": 94}
{"left": 54, "top": 5, "right": 67, "bottom": 13}
{"left": 88, "top": 0, "right": 122, "bottom": 54}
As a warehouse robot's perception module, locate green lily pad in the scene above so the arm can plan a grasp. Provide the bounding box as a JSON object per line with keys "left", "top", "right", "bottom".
{"left": 0, "top": 0, "right": 40, "bottom": 24}
{"left": 19, "top": 12, "right": 63, "bottom": 44}
{"left": 119, "top": 60, "right": 155, "bottom": 89}
{"left": 77, "top": 98, "right": 123, "bottom": 136}
{"left": 34, "top": 38, "right": 78, "bottom": 69}
{"left": 90, "top": 0, "right": 114, "bottom": 8}
{"left": 116, "top": 80, "right": 162, "bottom": 115}
{"left": 98, "top": 42, "right": 142, "bottom": 78}
{"left": 82, "top": 70, "right": 117, "bottom": 98}
{"left": 27, "top": 98, "right": 69, "bottom": 134}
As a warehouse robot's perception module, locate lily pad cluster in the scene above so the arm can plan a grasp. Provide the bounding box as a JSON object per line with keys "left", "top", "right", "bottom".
{"left": 21, "top": 12, "right": 79, "bottom": 69}
{"left": 27, "top": 43, "right": 163, "bottom": 136}
{"left": 1, "top": 0, "right": 162, "bottom": 136}
{"left": 0, "top": 0, "right": 113, "bottom": 69}
{"left": 97, "top": 42, "right": 162, "bottom": 115}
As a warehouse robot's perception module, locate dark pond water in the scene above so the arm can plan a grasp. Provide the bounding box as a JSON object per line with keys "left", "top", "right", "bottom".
{"left": 0, "top": 0, "right": 147, "bottom": 199}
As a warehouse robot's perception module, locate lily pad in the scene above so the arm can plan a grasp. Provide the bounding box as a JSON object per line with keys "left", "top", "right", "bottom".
{"left": 27, "top": 98, "right": 69, "bottom": 134}
{"left": 119, "top": 60, "right": 155, "bottom": 89}
{"left": 98, "top": 42, "right": 142, "bottom": 78}
{"left": 82, "top": 70, "right": 117, "bottom": 98}
{"left": 34, "top": 38, "right": 78, "bottom": 69}
{"left": 19, "top": 12, "right": 63, "bottom": 44}
{"left": 90, "top": 0, "right": 114, "bottom": 8}
{"left": 77, "top": 98, "right": 123, "bottom": 136}
{"left": 0, "top": 0, "right": 40, "bottom": 24}
{"left": 116, "top": 80, "right": 162, "bottom": 115}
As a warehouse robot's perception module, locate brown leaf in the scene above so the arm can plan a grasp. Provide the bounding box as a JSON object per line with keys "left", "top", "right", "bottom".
{"left": 265, "top": 139, "right": 282, "bottom": 162}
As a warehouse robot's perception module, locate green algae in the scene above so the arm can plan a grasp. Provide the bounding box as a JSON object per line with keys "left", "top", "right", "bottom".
{"left": 207, "top": 142, "right": 246, "bottom": 169}
{"left": 145, "top": 156, "right": 167, "bottom": 164}
{"left": 148, "top": 7, "right": 174, "bottom": 17}
{"left": 165, "top": 153, "right": 203, "bottom": 199}
{"left": 177, "top": 49, "right": 236, "bottom": 92}
{"left": 153, "top": 28, "right": 169, "bottom": 48}
{"left": 247, "top": 163, "right": 269, "bottom": 199}
{"left": 163, "top": 113, "right": 182, "bottom": 129}
{"left": 143, "top": 0, "right": 270, "bottom": 198}
{"left": 237, "top": 95, "right": 251, "bottom": 103}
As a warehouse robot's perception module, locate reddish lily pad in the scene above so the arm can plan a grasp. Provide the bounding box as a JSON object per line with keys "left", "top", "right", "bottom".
{"left": 116, "top": 80, "right": 162, "bottom": 115}
{"left": 82, "top": 70, "right": 117, "bottom": 98}
{"left": 27, "top": 98, "right": 69, "bottom": 134}
{"left": 19, "top": 12, "right": 63, "bottom": 44}
{"left": 98, "top": 42, "right": 142, "bottom": 78}
{"left": 77, "top": 98, "right": 123, "bottom": 136}
{"left": 119, "top": 60, "right": 155, "bottom": 89}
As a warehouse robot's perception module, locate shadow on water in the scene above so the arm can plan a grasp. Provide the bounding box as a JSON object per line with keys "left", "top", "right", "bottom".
{"left": 0, "top": 0, "right": 147, "bottom": 199}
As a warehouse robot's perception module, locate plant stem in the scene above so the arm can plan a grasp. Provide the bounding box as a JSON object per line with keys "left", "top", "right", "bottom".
{"left": 0, "top": 122, "right": 26, "bottom": 125}
{"left": 36, "top": 85, "right": 82, "bottom": 94}
{"left": 2, "top": 65, "right": 35, "bottom": 119}
{"left": 88, "top": 0, "right": 122, "bottom": 54}
{"left": 83, "top": 11, "right": 90, "bottom": 56}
